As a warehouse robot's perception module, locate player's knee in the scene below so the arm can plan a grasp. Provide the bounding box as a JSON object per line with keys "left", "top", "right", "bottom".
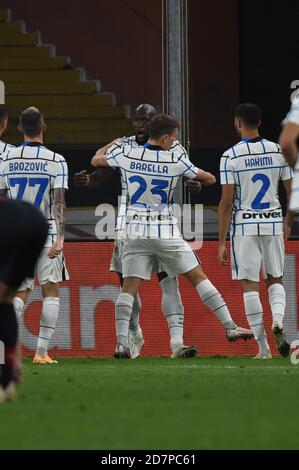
{"left": 266, "top": 275, "right": 283, "bottom": 288}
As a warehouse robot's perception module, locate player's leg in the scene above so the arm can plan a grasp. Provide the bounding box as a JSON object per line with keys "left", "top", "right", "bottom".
{"left": 13, "top": 283, "right": 32, "bottom": 323}
{"left": 114, "top": 245, "right": 144, "bottom": 359}
{"left": 157, "top": 271, "right": 197, "bottom": 358}
{"left": 241, "top": 279, "right": 271, "bottom": 359}
{"left": 0, "top": 283, "right": 19, "bottom": 403}
{"left": 115, "top": 239, "right": 153, "bottom": 358}
{"left": 183, "top": 264, "right": 253, "bottom": 341}
{"left": 33, "top": 249, "right": 69, "bottom": 364}
{"left": 115, "top": 276, "right": 142, "bottom": 358}
{"left": 233, "top": 236, "right": 270, "bottom": 358}
{"left": 263, "top": 235, "right": 290, "bottom": 357}
{"left": 33, "top": 282, "right": 59, "bottom": 364}
{"left": 158, "top": 239, "right": 253, "bottom": 342}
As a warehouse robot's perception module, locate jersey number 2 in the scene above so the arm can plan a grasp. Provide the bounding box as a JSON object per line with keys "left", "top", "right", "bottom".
{"left": 251, "top": 174, "right": 270, "bottom": 210}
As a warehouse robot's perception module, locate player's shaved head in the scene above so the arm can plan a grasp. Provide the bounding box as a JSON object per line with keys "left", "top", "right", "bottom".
{"left": 133, "top": 103, "right": 157, "bottom": 120}
{"left": 149, "top": 114, "right": 180, "bottom": 140}
{"left": 235, "top": 103, "right": 261, "bottom": 128}
{"left": 0, "top": 104, "right": 7, "bottom": 123}
{"left": 19, "top": 107, "right": 44, "bottom": 137}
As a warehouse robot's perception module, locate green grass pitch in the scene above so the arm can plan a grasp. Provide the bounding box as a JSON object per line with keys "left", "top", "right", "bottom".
{"left": 1, "top": 357, "right": 299, "bottom": 450}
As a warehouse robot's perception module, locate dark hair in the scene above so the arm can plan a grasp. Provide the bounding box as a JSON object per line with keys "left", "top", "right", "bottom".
{"left": 133, "top": 103, "right": 158, "bottom": 120}
{"left": 149, "top": 114, "right": 180, "bottom": 139}
{"left": 0, "top": 104, "right": 7, "bottom": 123}
{"left": 235, "top": 103, "right": 261, "bottom": 127}
{"left": 19, "top": 107, "right": 44, "bottom": 137}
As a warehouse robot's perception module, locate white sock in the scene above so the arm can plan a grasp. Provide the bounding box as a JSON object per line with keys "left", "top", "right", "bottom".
{"left": 268, "top": 284, "right": 286, "bottom": 328}
{"left": 196, "top": 279, "right": 236, "bottom": 330}
{"left": 13, "top": 296, "right": 25, "bottom": 322}
{"left": 243, "top": 292, "right": 269, "bottom": 354}
{"left": 36, "top": 297, "right": 59, "bottom": 357}
{"left": 160, "top": 276, "right": 184, "bottom": 350}
{"left": 115, "top": 293, "right": 134, "bottom": 348}
{"left": 129, "top": 294, "right": 143, "bottom": 340}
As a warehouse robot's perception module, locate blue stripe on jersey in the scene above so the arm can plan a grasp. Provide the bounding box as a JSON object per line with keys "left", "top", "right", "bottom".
{"left": 4, "top": 172, "right": 55, "bottom": 177}
{"left": 180, "top": 159, "right": 198, "bottom": 177}
{"left": 260, "top": 140, "right": 266, "bottom": 152}
{"left": 36, "top": 146, "right": 41, "bottom": 158}
{"left": 234, "top": 221, "right": 282, "bottom": 226}
{"left": 60, "top": 161, "right": 66, "bottom": 187}
{"left": 236, "top": 173, "right": 242, "bottom": 209}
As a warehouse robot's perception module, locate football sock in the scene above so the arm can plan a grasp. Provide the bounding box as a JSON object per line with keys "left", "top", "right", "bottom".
{"left": 129, "top": 294, "right": 143, "bottom": 340}
{"left": 115, "top": 293, "right": 134, "bottom": 348}
{"left": 243, "top": 292, "right": 269, "bottom": 353}
{"left": 268, "top": 283, "right": 286, "bottom": 328}
{"left": 160, "top": 276, "right": 184, "bottom": 349}
{"left": 36, "top": 297, "right": 59, "bottom": 358}
{"left": 196, "top": 279, "right": 236, "bottom": 330}
{"left": 0, "top": 303, "right": 18, "bottom": 388}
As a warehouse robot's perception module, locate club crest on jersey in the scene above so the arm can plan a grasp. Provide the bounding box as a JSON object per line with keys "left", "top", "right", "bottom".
{"left": 130, "top": 161, "right": 169, "bottom": 174}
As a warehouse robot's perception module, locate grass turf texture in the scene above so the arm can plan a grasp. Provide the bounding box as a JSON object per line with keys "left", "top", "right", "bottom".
{"left": 0, "top": 357, "right": 299, "bottom": 450}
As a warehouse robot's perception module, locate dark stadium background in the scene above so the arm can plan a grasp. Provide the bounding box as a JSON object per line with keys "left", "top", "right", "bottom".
{"left": 1, "top": 0, "right": 298, "bottom": 209}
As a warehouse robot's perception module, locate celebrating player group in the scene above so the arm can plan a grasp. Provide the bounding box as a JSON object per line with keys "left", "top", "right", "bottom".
{"left": 0, "top": 96, "right": 298, "bottom": 398}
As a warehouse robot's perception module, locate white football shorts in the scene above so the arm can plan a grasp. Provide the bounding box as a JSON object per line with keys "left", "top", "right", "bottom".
{"left": 17, "top": 247, "right": 69, "bottom": 291}
{"left": 230, "top": 235, "right": 285, "bottom": 282}
{"left": 121, "top": 238, "right": 200, "bottom": 280}
{"left": 110, "top": 240, "right": 162, "bottom": 274}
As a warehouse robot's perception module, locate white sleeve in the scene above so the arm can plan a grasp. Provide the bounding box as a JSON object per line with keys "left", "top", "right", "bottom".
{"left": 283, "top": 94, "right": 299, "bottom": 126}
{"left": 281, "top": 161, "right": 293, "bottom": 181}
{"left": 53, "top": 156, "right": 69, "bottom": 190}
{"left": 177, "top": 154, "right": 199, "bottom": 179}
{"left": 106, "top": 145, "right": 124, "bottom": 169}
{"left": 220, "top": 154, "right": 235, "bottom": 185}
{"left": 0, "top": 161, "right": 6, "bottom": 189}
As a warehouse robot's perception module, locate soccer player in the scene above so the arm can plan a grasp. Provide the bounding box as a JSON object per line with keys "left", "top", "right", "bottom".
{"left": 75, "top": 104, "right": 201, "bottom": 359}
{"left": 91, "top": 114, "right": 253, "bottom": 358}
{"left": 218, "top": 103, "right": 292, "bottom": 359}
{"left": 0, "top": 196, "right": 48, "bottom": 402}
{"left": 279, "top": 91, "right": 299, "bottom": 221}
{"left": 0, "top": 104, "right": 15, "bottom": 158}
{"left": 0, "top": 107, "right": 69, "bottom": 365}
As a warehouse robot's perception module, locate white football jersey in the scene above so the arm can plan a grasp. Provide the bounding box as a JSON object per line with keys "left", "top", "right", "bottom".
{"left": 106, "top": 142, "right": 198, "bottom": 239}
{"left": 107, "top": 136, "right": 190, "bottom": 239}
{"left": 0, "top": 142, "right": 68, "bottom": 246}
{"left": 0, "top": 139, "right": 15, "bottom": 161}
{"left": 282, "top": 94, "right": 299, "bottom": 211}
{"left": 220, "top": 137, "right": 292, "bottom": 236}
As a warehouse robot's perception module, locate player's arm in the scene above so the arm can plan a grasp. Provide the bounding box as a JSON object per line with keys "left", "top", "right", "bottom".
{"left": 48, "top": 188, "right": 66, "bottom": 259}
{"left": 218, "top": 184, "right": 234, "bottom": 265}
{"left": 195, "top": 169, "right": 216, "bottom": 186}
{"left": 91, "top": 151, "right": 109, "bottom": 168}
{"left": 282, "top": 178, "right": 295, "bottom": 240}
{"left": 279, "top": 122, "right": 299, "bottom": 169}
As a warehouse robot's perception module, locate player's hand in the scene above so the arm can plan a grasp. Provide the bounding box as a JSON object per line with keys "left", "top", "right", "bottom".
{"left": 283, "top": 220, "right": 292, "bottom": 241}
{"left": 48, "top": 237, "right": 64, "bottom": 259}
{"left": 218, "top": 243, "right": 229, "bottom": 266}
{"left": 185, "top": 180, "right": 202, "bottom": 194}
{"left": 73, "top": 170, "right": 91, "bottom": 187}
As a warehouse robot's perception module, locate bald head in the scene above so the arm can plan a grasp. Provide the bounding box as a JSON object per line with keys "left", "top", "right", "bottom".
{"left": 19, "top": 107, "right": 44, "bottom": 138}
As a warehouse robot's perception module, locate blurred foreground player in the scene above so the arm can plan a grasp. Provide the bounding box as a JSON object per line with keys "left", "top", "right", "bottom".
{"left": 76, "top": 104, "right": 201, "bottom": 359}
{"left": 0, "top": 197, "right": 48, "bottom": 402}
{"left": 218, "top": 103, "right": 292, "bottom": 359}
{"left": 0, "top": 104, "right": 14, "bottom": 158}
{"left": 92, "top": 114, "right": 254, "bottom": 358}
{"left": 0, "top": 107, "right": 69, "bottom": 365}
